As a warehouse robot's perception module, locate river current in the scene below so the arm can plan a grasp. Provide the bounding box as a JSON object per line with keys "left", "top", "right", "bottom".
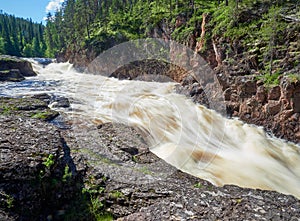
{"left": 1, "top": 60, "right": 300, "bottom": 199}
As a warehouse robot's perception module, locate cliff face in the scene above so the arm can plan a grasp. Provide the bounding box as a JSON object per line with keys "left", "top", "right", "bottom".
{"left": 147, "top": 3, "right": 300, "bottom": 144}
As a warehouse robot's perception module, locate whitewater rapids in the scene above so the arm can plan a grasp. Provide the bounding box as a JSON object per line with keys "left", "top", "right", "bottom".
{"left": 3, "top": 61, "right": 300, "bottom": 199}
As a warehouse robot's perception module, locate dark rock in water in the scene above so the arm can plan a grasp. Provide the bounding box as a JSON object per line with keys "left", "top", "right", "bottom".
{"left": 0, "top": 55, "right": 37, "bottom": 77}
{"left": 107, "top": 59, "right": 187, "bottom": 83}
{"left": 50, "top": 96, "right": 70, "bottom": 108}
{"left": 33, "top": 58, "right": 53, "bottom": 66}
{"left": 0, "top": 69, "right": 25, "bottom": 82}
{"left": 29, "top": 93, "right": 52, "bottom": 105}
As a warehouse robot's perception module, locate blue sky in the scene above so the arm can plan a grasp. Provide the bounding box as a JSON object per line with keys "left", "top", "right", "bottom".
{"left": 0, "top": 0, "right": 65, "bottom": 23}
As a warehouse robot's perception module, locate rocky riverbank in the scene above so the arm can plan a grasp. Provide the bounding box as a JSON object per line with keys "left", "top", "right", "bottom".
{"left": 1, "top": 95, "right": 300, "bottom": 220}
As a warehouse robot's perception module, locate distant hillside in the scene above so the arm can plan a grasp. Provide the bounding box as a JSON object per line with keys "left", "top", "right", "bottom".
{"left": 0, "top": 12, "right": 47, "bottom": 57}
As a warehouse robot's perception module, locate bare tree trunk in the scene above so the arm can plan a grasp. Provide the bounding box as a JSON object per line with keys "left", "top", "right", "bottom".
{"left": 213, "top": 41, "right": 222, "bottom": 66}
{"left": 195, "top": 13, "right": 207, "bottom": 53}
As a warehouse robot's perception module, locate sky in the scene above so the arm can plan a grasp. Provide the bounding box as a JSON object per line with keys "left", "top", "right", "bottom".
{"left": 0, "top": 0, "right": 65, "bottom": 23}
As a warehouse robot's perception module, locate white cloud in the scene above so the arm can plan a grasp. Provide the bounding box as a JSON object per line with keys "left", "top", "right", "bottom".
{"left": 46, "top": 0, "right": 64, "bottom": 12}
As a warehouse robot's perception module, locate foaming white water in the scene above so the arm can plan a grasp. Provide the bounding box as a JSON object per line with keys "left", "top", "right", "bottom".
{"left": 9, "top": 62, "right": 300, "bottom": 198}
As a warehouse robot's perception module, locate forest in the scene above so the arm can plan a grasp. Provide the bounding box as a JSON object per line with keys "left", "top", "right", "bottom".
{"left": 44, "top": 0, "right": 299, "bottom": 73}
{"left": 0, "top": 12, "right": 47, "bottom": 57}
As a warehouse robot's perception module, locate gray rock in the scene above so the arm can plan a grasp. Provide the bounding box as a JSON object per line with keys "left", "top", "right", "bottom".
{"left": 0, "top": 69, "right": 25, "bottom": 82}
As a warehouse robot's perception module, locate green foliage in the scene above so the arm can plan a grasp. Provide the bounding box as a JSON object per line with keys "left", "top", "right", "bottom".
{"left": 74, "top": 175, "right": 113, "bottom": 221}
{"left": 0, "top": 191, "right": 14, "bottom": 209}
{"left": 287, "top": 73, "right": 300, "bottom": 83}
{"left": 0, "top": 104, "right": 18, "bottom": 115}
{"left": 257, "top": 71, "right": 281, "bottom": 87}
{"left": 0, "top": 12, "right": 46, "bottom": 57}
{"left": 31, "top": 111, "right": 50, "bottom": 120}
{"left": 43, "top": 154, "right": 55, "bottom": 169}
{"left": 194, "top": 182, "right": 203, "bottom": 188}
{"left": 22, "top": 43, "right": 33, "bottom": 57}
{"left": 0, "top": 37, "right": 5, "bottom": 54}
{"left": 62, "top": 165, "right": 72, "bottom": 182}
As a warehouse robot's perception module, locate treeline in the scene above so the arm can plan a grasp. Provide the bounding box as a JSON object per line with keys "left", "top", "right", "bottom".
{"left": 45, "top": 0, "right": 298, "bottom": 60}
{"left": 45, "top": 0, "right": 220, "bottom": 57}
{"left": 0, "top": 12, "right": 47, "bottom": 57}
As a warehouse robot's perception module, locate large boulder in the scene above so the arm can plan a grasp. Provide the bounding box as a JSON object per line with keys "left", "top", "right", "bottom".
{"left": 0, "top": 55, "right": 37, "bottom": 78}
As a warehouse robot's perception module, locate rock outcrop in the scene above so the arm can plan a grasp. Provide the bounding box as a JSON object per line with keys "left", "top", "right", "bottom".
{"left": 0, "top": 55, "right": 37, "bottom": 82}
{"left": 212, "top": 67, "right": 300, "bottom": 144}
{"left": 0, "top": 97, "right": 80, "bottom": 220}
{"left": 0, "top": 97, "right": 59, "bottom": 121}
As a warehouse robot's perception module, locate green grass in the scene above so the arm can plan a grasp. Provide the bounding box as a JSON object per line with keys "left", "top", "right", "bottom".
{"left": 259, "top": 71, "right": 281, "bottom": 87}
{"left": 42, "top": 154, "right": 55, "bottom": 168}
{"left": 0, "top": 191, "right": 14, "bottom": 209}
{"left": 62, "top": 165, "right": 72, "bottom": 183}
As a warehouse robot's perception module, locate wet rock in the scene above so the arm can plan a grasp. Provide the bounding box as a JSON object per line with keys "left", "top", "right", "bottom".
{"left": 0, "top": 55, "right": 37, "bottom": 77}
{"left": 50, "top": 96, "right": 70, "bottom": 108}
{"left": 236, "top": 78, "right": 257, "bottom": 99}
{"left": 108, "top": 59, "right": 187, "bottom": 83}
{"left": 33, "top": 58, "right": 53, "bottom": 66}
{"left": 224, "top": 88, "right": 232, "bottom": 101}
{"left": 281, "top": 76, "right": 295, "bottom": 99}
{"left": 29, "top": 93, "right": 52, "bottom": 105}
{"left": 0, "top": 97, "right": 59, "bottom": 121}
{"left": 293, "top": 88, "right": 300, "bottom": 113}
{"left": 216, "top": 72, "right": 229, "bottom": 90}
{"left": 0, "top": 69, "right": 25, "bottom": 82}
{"left": 219, "top": 74, "right": 300, "bottom": 143}
{"left": 189, "top": 83, "right": 203, "bottom": 97}
{"left": 265, "top": 100, "right": 282, "bottom": 116}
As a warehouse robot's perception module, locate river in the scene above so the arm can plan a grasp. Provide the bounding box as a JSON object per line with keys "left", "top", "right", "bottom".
{"left": 1, "top": 60, "right": 300, "bottom": 199}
